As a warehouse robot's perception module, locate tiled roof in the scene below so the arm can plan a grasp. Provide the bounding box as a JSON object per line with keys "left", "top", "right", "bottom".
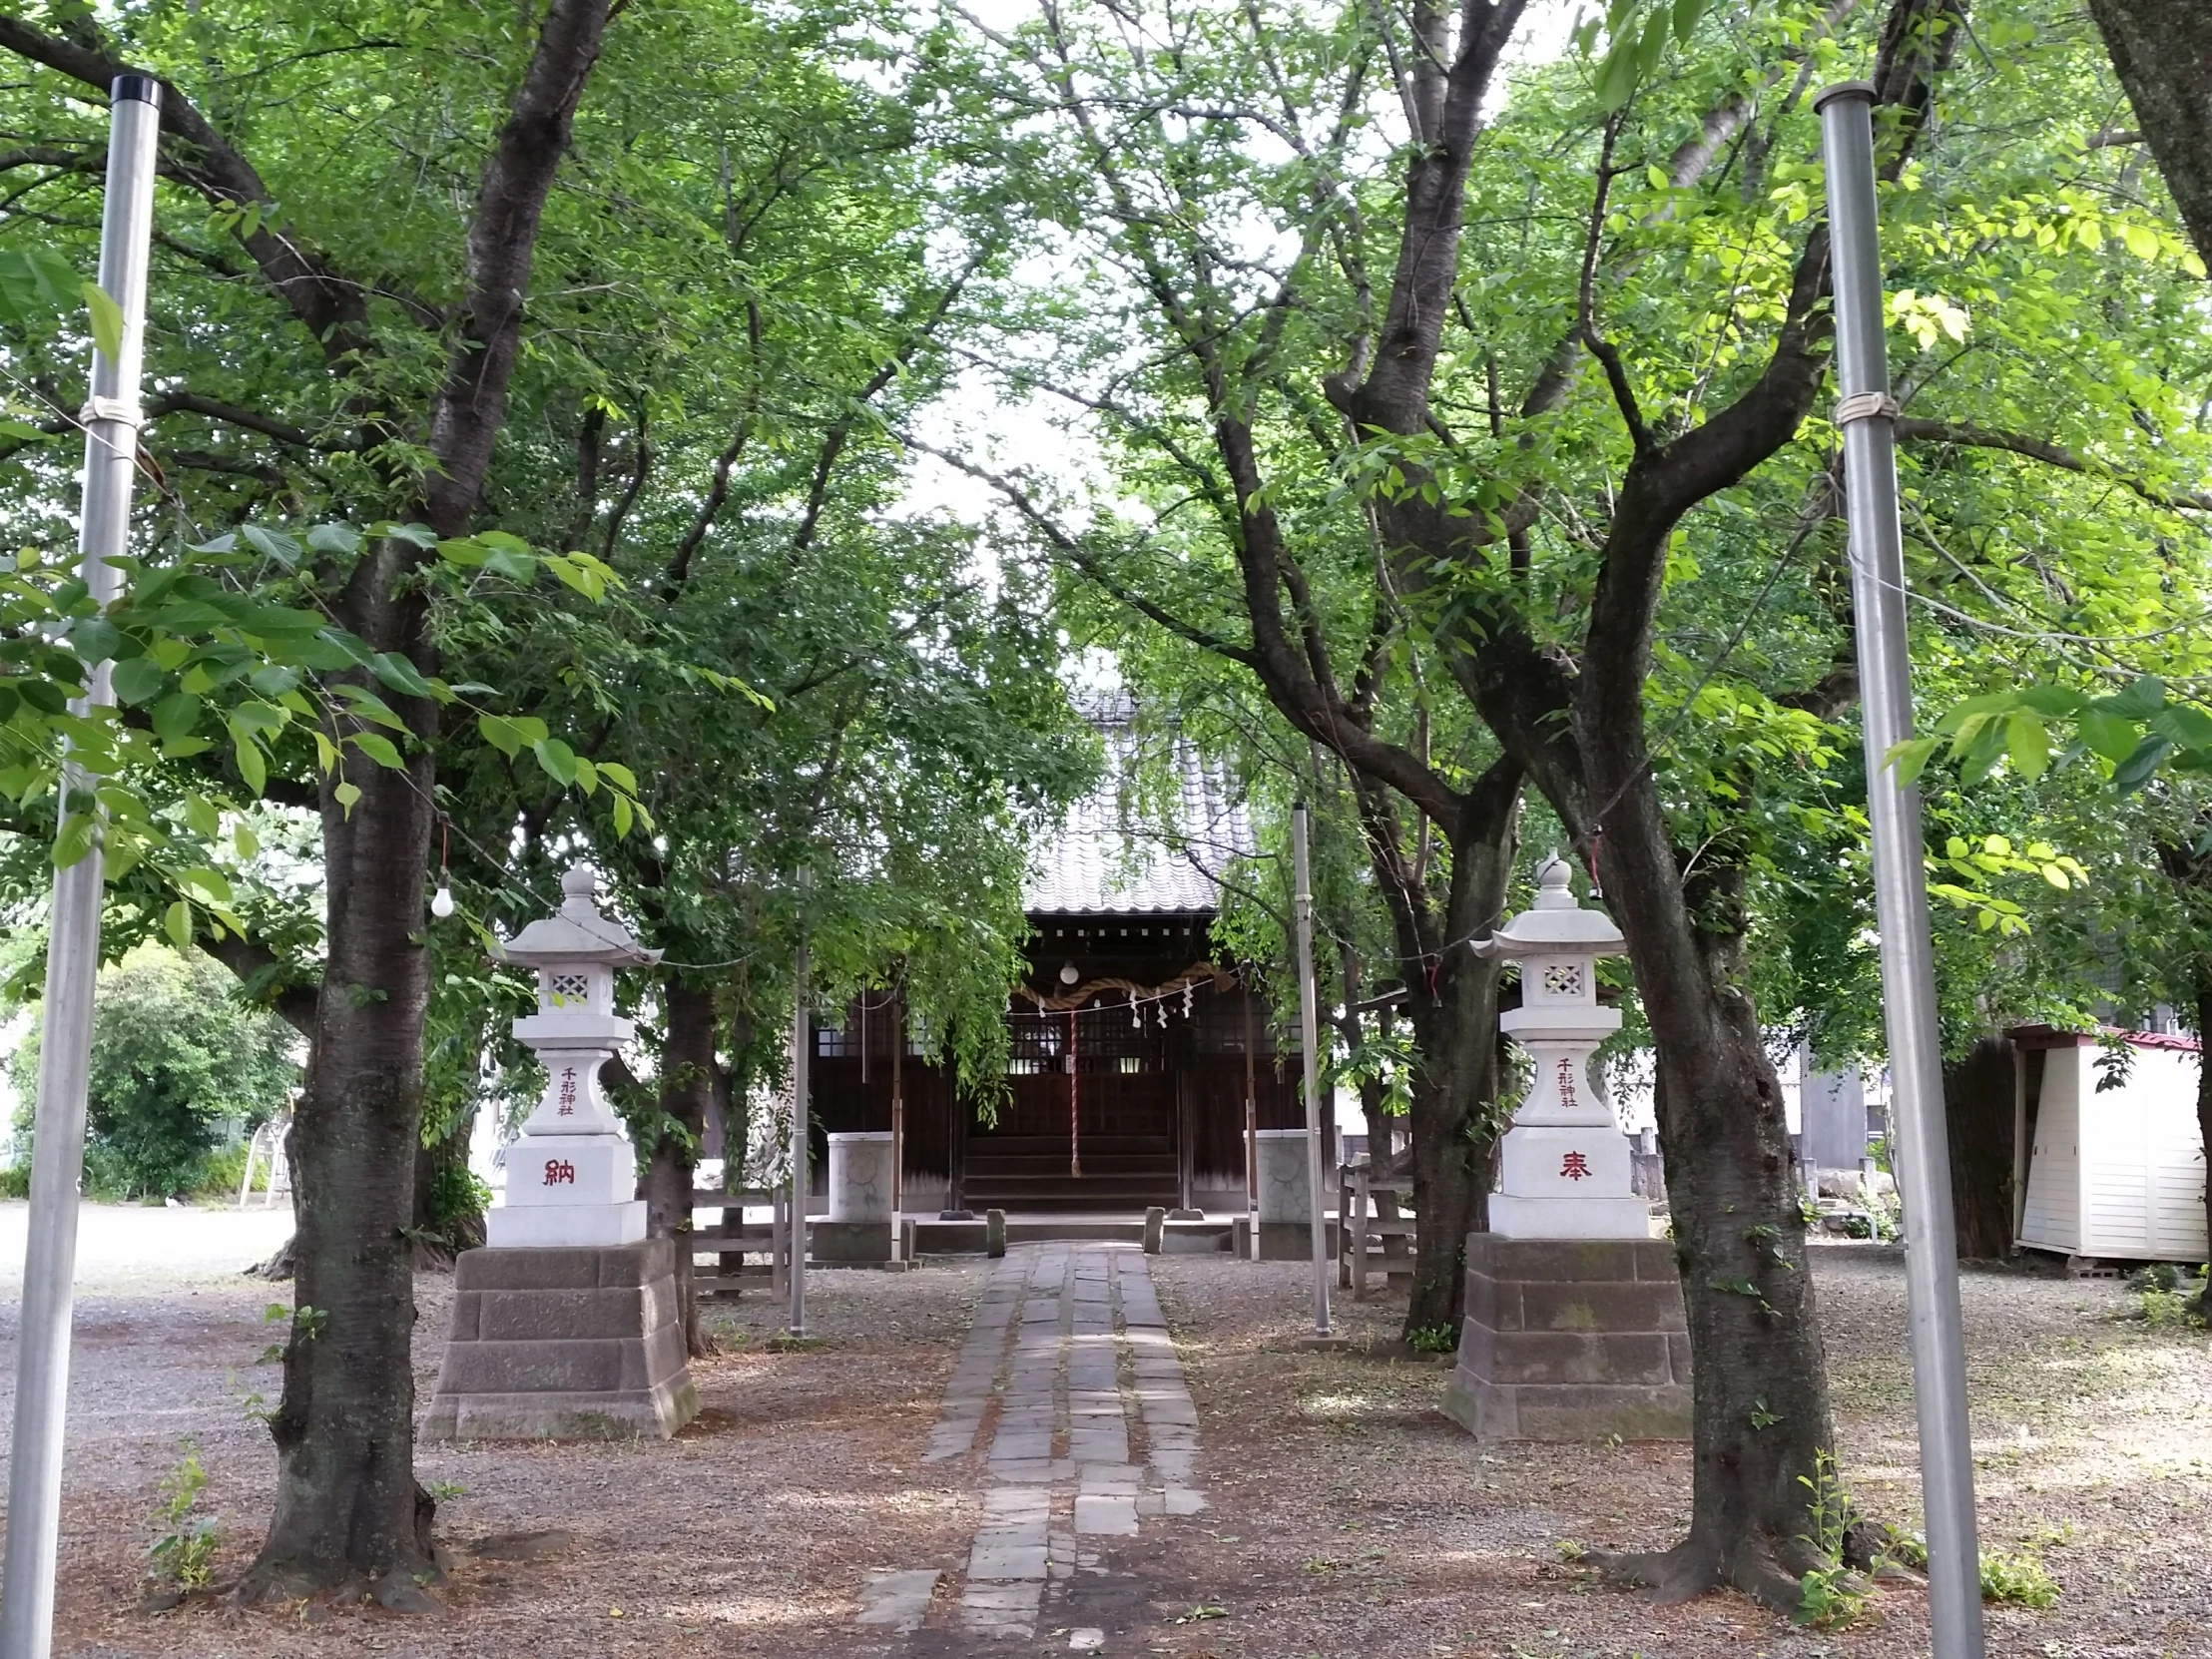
{"left": 1024, "top": 700, "right": 1252, "bottom": 916}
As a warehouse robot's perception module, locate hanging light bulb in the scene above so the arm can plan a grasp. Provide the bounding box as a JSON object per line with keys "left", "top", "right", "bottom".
{"left": 428, "top": 817, "right": 454, "bottom": 917}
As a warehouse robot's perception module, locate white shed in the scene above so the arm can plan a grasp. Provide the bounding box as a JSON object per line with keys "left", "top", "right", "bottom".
{"left": 2013, "top": 1028, "right": 2207, "bottom": 1264}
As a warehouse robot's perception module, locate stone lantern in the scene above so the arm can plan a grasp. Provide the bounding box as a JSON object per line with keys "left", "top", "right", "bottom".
{"left": 1441, "top": 855, "right": 1689, "bottom": 1445}
{"left": 421, "top": 865, "right": 698, "bottom": 1442}
{"left": 1476, "top": 856, "right": 1648, "bottom": 1240}
{"left": 483, "top": 865, "right": 659, "bottom": 1248}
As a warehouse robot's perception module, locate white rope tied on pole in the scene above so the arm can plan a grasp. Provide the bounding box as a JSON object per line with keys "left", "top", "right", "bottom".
{"left": 1835, "top": 390, "right": 1901, "bottom": 426}
{"left": 77, "top": 395, "right": 143, "bottom": 428}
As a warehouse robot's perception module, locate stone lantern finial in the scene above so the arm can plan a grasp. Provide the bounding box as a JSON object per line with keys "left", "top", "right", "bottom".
{"left": 1471, "top": 855, "right": 1648, "bottom": 1240}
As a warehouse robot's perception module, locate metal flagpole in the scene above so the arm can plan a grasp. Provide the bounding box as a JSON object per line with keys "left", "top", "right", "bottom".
{"left": 1816, "top": 81, "right": 1984, "bottom": 1659}
{"left": 1, "top": 76, "right": 162, "bottom": 1659}
{"left": 1292, "top": 805, "right": 1332, "bottom": 1336}
{"left": 788, "top": 875, "right": 811, "bottom": 1338}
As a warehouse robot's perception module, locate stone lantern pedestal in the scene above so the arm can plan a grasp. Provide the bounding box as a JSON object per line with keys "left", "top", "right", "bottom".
{"left": 422, "top": 867, "right": 698, "bottom": 1441}
{"left": 1441, "top": 858, "right": 1689, "bottom": 1442}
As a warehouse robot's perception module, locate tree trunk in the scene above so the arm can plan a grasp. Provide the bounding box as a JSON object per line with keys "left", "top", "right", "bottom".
{"left": 242, "top": 719, "right": 440, "bottom": 1606}
{"left": 1941, "top": 1034, "right": 2015, "bottom": 1260}
{"left": 643, "top": 979, "right": 717, "bottom": 1358}
{"left": 1577, "top": 778, "right": 1835, "bottom": 1611}
{"left": 2085, "top": 0, "right": 2212, "bottom": 269}
{"left": 1387, "top": 787, "right": 1518, "bottom": 1337}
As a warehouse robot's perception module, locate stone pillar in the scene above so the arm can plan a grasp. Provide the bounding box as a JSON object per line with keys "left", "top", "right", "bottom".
{"left": 1441, "top": 1235, "right": 1690, "bottom": 1441}
{"left": 1255, "top": 1128, "right": 1318, "bottom": 1261}
{"left": 818, "top": 1130, "right": 893, "bottom": 1263}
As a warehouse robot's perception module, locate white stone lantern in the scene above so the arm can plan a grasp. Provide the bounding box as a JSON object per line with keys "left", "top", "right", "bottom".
{"left": 1474, "top": 856, "right": 1649, "bottom": 1239}
{"left": 483, "top": 865, "right": 661, "bottom": 1248}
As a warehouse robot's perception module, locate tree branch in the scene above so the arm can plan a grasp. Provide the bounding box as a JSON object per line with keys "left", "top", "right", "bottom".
{"left": 1895, "top": 416, "right": 2212, "bottom": 512}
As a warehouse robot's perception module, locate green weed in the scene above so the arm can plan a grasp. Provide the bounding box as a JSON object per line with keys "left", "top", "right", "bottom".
{"left": 147, "top": 1441, "right": 218, "bottom": 1591}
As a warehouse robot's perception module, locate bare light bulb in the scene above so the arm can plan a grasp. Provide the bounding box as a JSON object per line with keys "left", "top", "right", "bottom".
{"left": 430, "top": 883, "right": 455, "bottom": 919}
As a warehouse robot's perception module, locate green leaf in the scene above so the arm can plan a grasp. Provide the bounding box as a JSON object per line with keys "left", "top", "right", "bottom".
{"left": 2018, "top": 685, "right": 2084, "bottom": 718}
{"left": 2150, "top": 703, "right": 2212, "bottom": 754}
{"left": 482, "top": 546, "right": 537, "bottom": 583}
{"left": 531, "top": 737, "right": 578, "bottom": 787}
{"left": 1595, "top": 41, "right": 1639, "bottom": 111}
{"left": 1886, "top": 736, "right": 1939, "bottom": 786}
{"left": 2004, "top": 713, "right": 2048, "bottom": 782}
{"left": 81, "top": 280, "right": 123, "bottom": 363}
{"left": 1671, "top": 0, "right": 1709, "bottom": 43}
{"left": 2111, "top": 733, "right": 2172, "bottom": 794}
{"left": 350, "top": 731, "right": 404, "bottom": 770}
{"left": 111, "top": 656, "right": 164, "bottom": 706}
{"left": 2094, "top": 675, "right": 2165, "bottom": 720}
{"left": 179, "top": 865, "right": 234, "bottom": 904}
{"left": 477, "top": 712, "right": 526, "bottom": 758}
{"left": 2078, "top": 709, "right": 2139, "bottom": 765}
{"left": 231, "top": 729, "right": 267, "bottom": 795}
{"left": 53, "top": 811, "right": 94, "bottom": 869}
{"left": 182, "top": 793, "right": 221, "bottom": 840}
{"left": 70, "top": 616, "right": 121, "bottom": 664}
{"left": 368, "top": 651, "right": 434, "bottom": 700}
{"left": 164, "top": 899, "right": 192, "bottom": 950}
{"left": 598, "top": 760, "right": 639, "bottom": 796}
{"left": 333, "top": 780, "right": 361, "bottom": 816}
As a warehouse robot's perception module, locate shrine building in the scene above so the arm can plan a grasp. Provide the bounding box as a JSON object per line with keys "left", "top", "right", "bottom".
{"left": 807, "top": 707, "right": 1307, "bottom": 1216}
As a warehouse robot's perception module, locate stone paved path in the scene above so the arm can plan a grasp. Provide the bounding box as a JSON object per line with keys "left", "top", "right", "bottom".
{"left": 863, "top": 1243, "right": 1203, "bottom": 1645}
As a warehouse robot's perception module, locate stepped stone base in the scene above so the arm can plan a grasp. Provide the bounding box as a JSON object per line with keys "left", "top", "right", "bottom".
{"left": 1441, "top": 1234, "right": 1691, "bottom": 1441}
{"left": 421, "top": 1240, "right": 699, "bottom": 1441}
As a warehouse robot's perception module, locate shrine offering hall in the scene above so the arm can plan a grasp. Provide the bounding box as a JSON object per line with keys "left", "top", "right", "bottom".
{"left": 807, "top": 725, "right": 1308, "bottom": 1215}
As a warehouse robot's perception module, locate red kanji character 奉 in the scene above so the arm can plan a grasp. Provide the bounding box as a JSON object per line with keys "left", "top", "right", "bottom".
{"left": 1560, "top": 1151, "right": 1591, "bottom": 1181}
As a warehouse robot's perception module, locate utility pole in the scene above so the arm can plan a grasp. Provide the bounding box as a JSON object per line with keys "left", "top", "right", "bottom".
{"left": 1292, "top": 805, "right": 1331, "bottom": 1337}
{"left": 1816, "top": 80, "right": 1984, "bottom": 1659}
{"left": 788, "top": 872, "right": 811, "bottom": 1339}
{"left": 1, "top": 76, "right": 161, "bottom": 1659}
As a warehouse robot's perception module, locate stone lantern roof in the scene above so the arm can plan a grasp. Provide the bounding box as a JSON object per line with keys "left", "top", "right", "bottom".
{"left": 494, "top": 867, "right": 661, "bottom": 969}
{"left": 1473, "top": 856, "right": 1623, "bottom": 958}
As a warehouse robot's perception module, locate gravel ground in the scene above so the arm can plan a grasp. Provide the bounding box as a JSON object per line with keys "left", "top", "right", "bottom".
{"left": 1135, "top": 1243, "right": 2212, "bottom": 1659}
{"left": 4, "top": 1217, "right": 2207, "bottom": 1658}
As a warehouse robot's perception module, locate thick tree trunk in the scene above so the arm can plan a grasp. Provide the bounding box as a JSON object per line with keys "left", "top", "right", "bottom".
{"left": 242, "top": 719, "right": 440, "bottom": 1606}
{"left": 1941, "top": 1034, "right": 2015, "bottom": 1260}
{"left": 1384, "top": 784, "right": 1518, "bottom": 1337}
{"left": 2085, "top": 0, "right": 2212, "bottom": 270}
{"left": 1567, "top": 759, "right": 1833, "bottom": 1609}
{"left": 643, "top": 979, "right": 717, "bottom": 1358}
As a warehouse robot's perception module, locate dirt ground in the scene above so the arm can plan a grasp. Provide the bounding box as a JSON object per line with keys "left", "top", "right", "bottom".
{"left": 4, "top": 1212, "right": 2207, "bottom": 1658}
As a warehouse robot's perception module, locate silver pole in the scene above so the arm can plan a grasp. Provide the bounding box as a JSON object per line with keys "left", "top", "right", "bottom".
{"left": 1292, "top": 805, "right": 1331, "bottom": 1337}
{"left": 788, "top": 921, "right": 809, "bottom": 1339}
{"left": 1816, "top": 81, "right": 1983, "bottom": 1659}
{"left": 1, "top": 76, "right": 162, "bottom": 1659}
